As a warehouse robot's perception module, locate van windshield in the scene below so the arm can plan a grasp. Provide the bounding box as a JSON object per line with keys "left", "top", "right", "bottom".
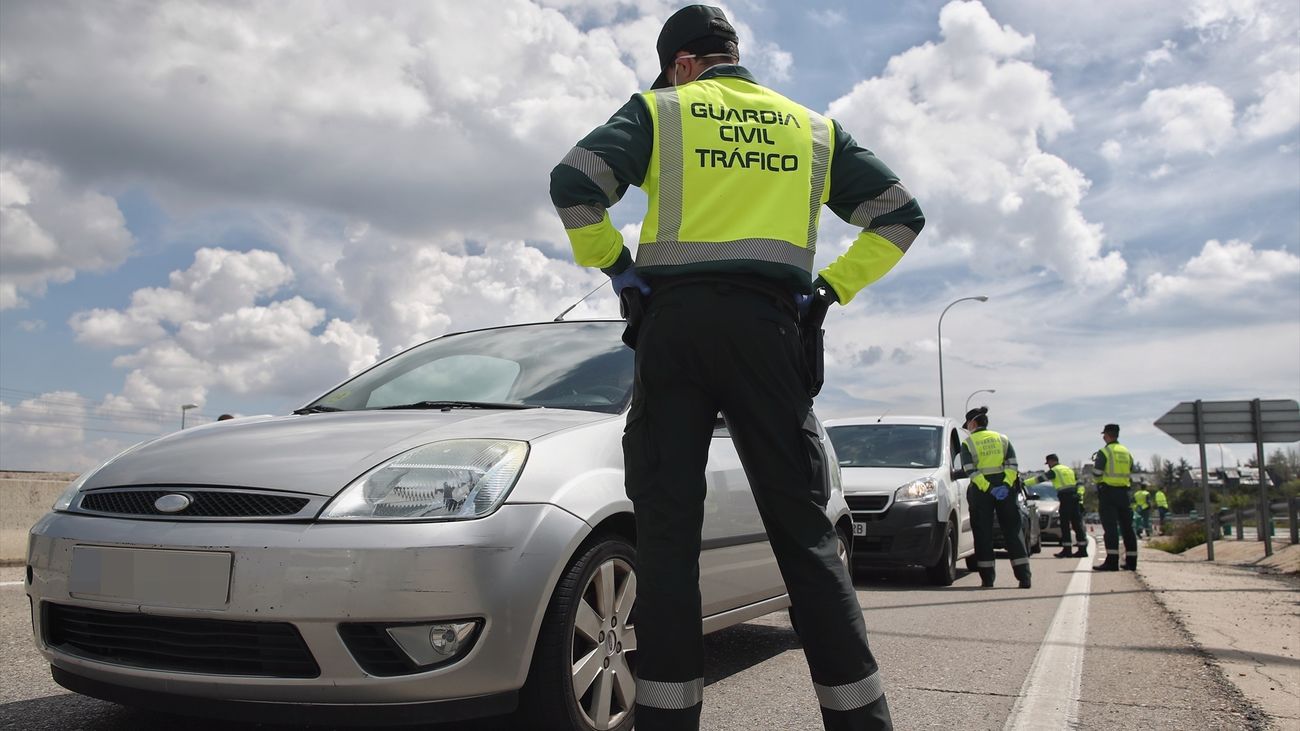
{"left": 827, "top": 424, "right": 943, "bottom": 468}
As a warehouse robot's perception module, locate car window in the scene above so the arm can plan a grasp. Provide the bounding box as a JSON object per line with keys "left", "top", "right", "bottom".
{"left": 311, "top": 322, "right": 634, "bottom": 414}
{"left": 827, "top": 424, "right": 943, "bottom": 468}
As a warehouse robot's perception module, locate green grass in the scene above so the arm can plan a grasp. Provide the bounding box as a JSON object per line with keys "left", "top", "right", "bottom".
{"left": 1149, "top": 521, "right": 1207, "bottom": 554}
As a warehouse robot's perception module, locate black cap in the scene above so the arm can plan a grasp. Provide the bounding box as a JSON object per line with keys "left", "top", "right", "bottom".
{"left": 1045, "top": 454, "right": 1058, "bottom": 463}
{"left": 964, "top": 406, "right": 988, "bottom": 423}
{"left": 650, "top": 5, "right": 738, "bottom": 90}
{"left": 1103, "top": 423, "right": 1120, "bottom": 436}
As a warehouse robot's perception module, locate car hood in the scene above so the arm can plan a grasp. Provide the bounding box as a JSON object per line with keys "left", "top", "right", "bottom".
{"left": 1034, "top": 498, "right": 1060, "bottom": 515}
{"left": 839, "top": 466, "right": 941, "bottom": 494}
{"left": 84, "top": 409, "right": 618, "bottom": 496}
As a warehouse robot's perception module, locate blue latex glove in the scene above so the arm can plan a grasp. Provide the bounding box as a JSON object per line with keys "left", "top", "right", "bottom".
{"left": 610, "top": 266, "right": 651, "bottom": 297}
{"left": 991, "top": 485, "right": 1010, "bottom": 501}
{"left": 794, "top": 292, "right": 812, "bottom": 318}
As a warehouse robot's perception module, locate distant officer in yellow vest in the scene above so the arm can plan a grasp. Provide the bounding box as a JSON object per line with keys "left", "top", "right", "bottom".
{"left": 1133, "top": 483, "right": 1152, "bottom": 538}
{"left": 1026, "top": 454, "right": 1087, "bottom": 558}
{"left": 1092, "top": 423, "right": 1137, "bottom": 571}
{"left": 1154, "top": 486, "right": 1170, "bottom": 533}
{"left": 960, "top": 407, "right": 1032, "bottom": 589}
{"left": 551, "top": 6, "right": 924, "bottom": 730}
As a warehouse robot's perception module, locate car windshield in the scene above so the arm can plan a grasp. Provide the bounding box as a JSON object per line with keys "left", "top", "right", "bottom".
{"left": 305, "top": 322, "right": 634, "bottom": 415}
{"left": 1029, "top": 484, "right": 1060, "bottom": 500}
{"left": 827, "top": 424, "right": 943, "bottom": 468}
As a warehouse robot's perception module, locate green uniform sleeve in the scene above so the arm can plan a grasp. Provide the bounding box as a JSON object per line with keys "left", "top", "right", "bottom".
{"left": 1004, "top": 438, "right": 1019, "bottom": 485}
{"left": 1092, "top": 450, "right": 1107, "bottom": 478}
{"left": 549, "top": 97, "right": 653, "bottom": 275}
{"left": 817, "top": 120, "right": 925, "bottom": 304}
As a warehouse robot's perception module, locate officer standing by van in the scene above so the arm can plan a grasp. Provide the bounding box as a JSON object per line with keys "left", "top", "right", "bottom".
{"left": 550, "top": 5, "right": 924, "bottom": 730}
{"left": 1093, "top": 423, "right": 1137, "bottom": 571}
{"left": 960, "top": 407, "right": 1031, "bottom": 589}
{"left": 1026, "top": 454, "right": 1087, "bottom": 558}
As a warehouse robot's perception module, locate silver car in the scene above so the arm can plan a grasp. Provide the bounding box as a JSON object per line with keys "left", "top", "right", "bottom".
{"left": 26, "top": 320, "right": 852, "bottom": 731}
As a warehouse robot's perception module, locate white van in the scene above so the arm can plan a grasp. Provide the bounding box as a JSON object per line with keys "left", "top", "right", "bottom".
{"left": 823, "top": 416, "right": 975, "bottom": 585}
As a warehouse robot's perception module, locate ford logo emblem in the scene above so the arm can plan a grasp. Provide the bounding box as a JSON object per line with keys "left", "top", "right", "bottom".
{"left": 154, "top": 494, "right": 192, "bottom": 514}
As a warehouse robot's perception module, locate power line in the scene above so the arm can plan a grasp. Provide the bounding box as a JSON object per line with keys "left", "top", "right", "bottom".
{"left": 0, "top": 418, "right": 165, "bottom": 438}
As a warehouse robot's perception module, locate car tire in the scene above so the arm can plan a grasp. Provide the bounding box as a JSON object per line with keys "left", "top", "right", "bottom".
{"left": 519, "top": 536, "right": 637, "bottom": 731}
{"left": 925, "top": 522, "right": 957, "bottom": 586}
{"left": 790, "top": 527, "right": 852, "bottom": 635}
{"left": 964, "top": 555, "right": 979, "bottom": 572}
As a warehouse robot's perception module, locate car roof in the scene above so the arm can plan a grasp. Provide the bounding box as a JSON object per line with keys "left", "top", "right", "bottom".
{"left": 823, "top": 415, "right": 955, "bottom": 428}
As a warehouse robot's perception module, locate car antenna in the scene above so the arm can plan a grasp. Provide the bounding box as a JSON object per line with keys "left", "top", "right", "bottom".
{"left": 553, "top": 280, "right": 611, "bottom": 322}
{"left": 876, "top": 409, "right": 891, "bottom": 423}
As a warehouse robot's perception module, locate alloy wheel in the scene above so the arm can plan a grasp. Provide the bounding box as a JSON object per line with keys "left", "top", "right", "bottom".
{"left": 571, "top": 557, "right": 637, "bottom": 730}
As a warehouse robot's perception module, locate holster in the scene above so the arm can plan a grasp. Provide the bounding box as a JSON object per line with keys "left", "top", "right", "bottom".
{"left": 619, "top": 288, "right": 645, "bottom": 350}
{"left": 800, "top": 295, "right": 831, "bottom": 398}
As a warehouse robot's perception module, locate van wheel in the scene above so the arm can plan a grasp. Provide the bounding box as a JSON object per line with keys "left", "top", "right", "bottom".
{"left": 926, "top": 522, "right": 958, "bottom": 586}
{"left": 790, "top": 527, "right": 852, "bottom": 635}
{"left": 520, "top": 537, "right": 637, "bottom": 731}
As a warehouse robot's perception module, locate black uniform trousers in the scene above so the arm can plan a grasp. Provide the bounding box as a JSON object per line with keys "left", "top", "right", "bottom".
{"left": 624, "top": 280, "right": 891, "bottom": 731}
{"left": 1058, "top": 491, "right": 1087, "bottom": 549}
{"left": 966, "top": 484, "right": 1030, "bottom": 582}
{"left": 1097, "top": 484, "right": 1137, "bottom": 556}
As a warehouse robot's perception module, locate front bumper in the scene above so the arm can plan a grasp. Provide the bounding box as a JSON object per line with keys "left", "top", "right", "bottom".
{"left": 848, "top": 499, "right": 944, "bottom": 567}
{"left": 26, "top": 503, "right": 587, "bottom": 713}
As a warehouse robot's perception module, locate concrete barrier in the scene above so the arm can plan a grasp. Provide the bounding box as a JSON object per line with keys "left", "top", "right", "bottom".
{"left": 1, "top": 472, "right": 77, "bottom": 564}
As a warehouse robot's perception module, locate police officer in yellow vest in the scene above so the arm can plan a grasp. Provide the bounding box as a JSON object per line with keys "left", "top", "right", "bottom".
{"left": 1026, "top": 454, "right": 1087, "bottom": 558}
{"left": 960, "top": 407, "right": 1031, "bottom": 589}
{"left": 1133, "top": 483, "right": 1152, "bottom": 538}
{"left": 550, "top": 6, "right": 923, "bottom": 730}
{"left": 1092, "top": 423, "right": 1137, "bottom": 571}
{"left": 1154, "top": 486, "right": 1170, "bottom": 533}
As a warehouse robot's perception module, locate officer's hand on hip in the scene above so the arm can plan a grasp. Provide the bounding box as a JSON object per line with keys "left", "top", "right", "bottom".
{"left": 991, "top": 485, "right": 1010, "bottom": 501}
{"left": 610, "top": 266, "right": 651, "bottom": 297}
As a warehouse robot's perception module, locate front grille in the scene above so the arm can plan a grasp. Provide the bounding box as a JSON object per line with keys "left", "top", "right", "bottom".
{"left": 1040, "top": 514, "right": 1052, "bottom": 529}
{"left": 854, "top": 536, "right": 893, "bottom": 553}
{"left": 44, "top": 603, "right": 319, "bottom": 678}
{"left": 79, "top": 488, "right": 310, "bottom": 518}
{"left": 338, "top": 624, "right": 420, "bottom": 676}
{"left": 846, "top": 495, "right": 889, "bottom": 512}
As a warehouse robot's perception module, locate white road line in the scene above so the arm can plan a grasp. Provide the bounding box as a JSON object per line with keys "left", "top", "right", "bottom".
{"left": 0, "top": 580, "right": 25, "bottom": 587}
{"left": 1004, "top": 537, "right": 1095, "bottom": 731}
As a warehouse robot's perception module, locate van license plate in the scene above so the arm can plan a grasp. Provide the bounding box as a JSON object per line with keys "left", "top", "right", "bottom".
{"left": 852, "top": 522, "right": 867, "bottom": 537}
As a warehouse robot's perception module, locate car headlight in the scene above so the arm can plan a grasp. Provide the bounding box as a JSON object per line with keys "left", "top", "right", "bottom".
{"left": 895, "top": 477, "right": 939, "bottom": 503}
{"left": 53, "top": 441, "right": 149, "bottom": 512}
{"left": 320, "top": 439, "right": 528, "bottom": 521}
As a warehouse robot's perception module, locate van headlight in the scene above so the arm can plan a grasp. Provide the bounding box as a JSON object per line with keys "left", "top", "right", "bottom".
{"left": 320, "top": 439, "right": 528, "bottom": 521}
{"left": 895, "top": 477, "right": 939, "bottom": 503}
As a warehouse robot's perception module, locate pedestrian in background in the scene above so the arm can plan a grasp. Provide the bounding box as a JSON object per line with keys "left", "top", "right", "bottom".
{"left": 1154, "top": 486, "right": 1170, "bottom": 534}
{"left": 551, "top": 5, "right": 924, "bottom": 729}
{"left": 1092, "top": 423, "right": 1137, "bottom": 571}
{"left": 1026, "top": 454, "right": 1086, "bottom": 558}
{"left": 1133, "top": 482, "right": 1152, "bottom": 538}
{"left": 960, "top": 407, "right": 1031, "bottom": 589}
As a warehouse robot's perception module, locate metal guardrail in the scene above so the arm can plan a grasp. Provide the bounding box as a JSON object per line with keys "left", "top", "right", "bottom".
{"left": 1159, "top": 497, "right": 1299, "bottom": 546}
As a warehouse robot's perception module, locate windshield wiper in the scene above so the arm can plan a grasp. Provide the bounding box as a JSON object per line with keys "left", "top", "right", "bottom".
{"left": 293, "top": 404, "right": 343, "bottom": 415}
{"left": 379, "top": 400, "right": 536, "bottom": 411}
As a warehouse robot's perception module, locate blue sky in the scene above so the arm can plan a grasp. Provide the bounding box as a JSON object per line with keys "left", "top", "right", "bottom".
{"left": 1, "top": 0, "right": 1297, "bottom": 473}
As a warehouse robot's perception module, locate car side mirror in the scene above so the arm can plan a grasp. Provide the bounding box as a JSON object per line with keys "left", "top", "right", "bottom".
{"left": 951, "top": 467, "right": 967, "bottom": 481}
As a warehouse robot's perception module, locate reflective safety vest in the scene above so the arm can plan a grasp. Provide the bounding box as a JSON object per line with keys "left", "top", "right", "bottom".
{"left": 1134, "top": 488, "right": 1150, "bottom": 509}
{"left": 1155, "top": 490, "right": 1169, "bottom": 509}
{"left": 638, "top": 77, "right": 833, "bottom": 279}
{"left": 964, "top": 430, "right": 1016, "bottom": 491}
{"left": 1099, "top": 442, "right": 1133, "bottom": 487}
{"left": 1049, "top": 464, "right": 1084, "bottom": 500}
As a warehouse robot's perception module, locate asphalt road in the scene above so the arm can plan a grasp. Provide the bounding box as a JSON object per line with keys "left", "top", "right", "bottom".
{"left": 0, "top": 542, "right": 1264, "bottom": 730}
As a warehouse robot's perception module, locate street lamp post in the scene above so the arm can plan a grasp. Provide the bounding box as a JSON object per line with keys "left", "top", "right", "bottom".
{"left": 965, "top": 389, "right": 997, "bottom": 415}
{"left": 937, "top": 296, "right": 989, "bottom": 417}
{"left": 180, "top": 403, "right": 198, "bottom": 430}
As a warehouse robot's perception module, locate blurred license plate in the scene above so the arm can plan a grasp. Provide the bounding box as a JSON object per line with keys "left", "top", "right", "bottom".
{"left": 70, "top": 546, "right": 232, "bottom": 609}
{"left": 852, "top": 522, "right": 867, "bottom": 537}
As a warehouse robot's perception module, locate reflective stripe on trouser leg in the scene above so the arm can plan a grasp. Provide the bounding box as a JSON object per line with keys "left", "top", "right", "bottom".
{"left": 977, "top": 560, "right": 995, "bottom": 568}
{"left": 637, "top": 678, "right": 704, "bottom": 709}
{"left": 1011, "top": 557, "right": 1030, "bottom": 566}
{"left": 814, "top": 672, "right": 885, "bottom": 712}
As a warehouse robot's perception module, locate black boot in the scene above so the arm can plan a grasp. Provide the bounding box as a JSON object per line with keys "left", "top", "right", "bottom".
{"left": 1093, "top": 555, "right": 1119, "bottom": 572}
{"left": 1054, "top": 547, "right": 1073, "bottom": 558}
{"left": 1014, "top": 566, "right": 1032, "bottom": 589}
{"left": 1123, "top": 555, "right": 1137, "bottom": 571}
{"left": 1076, "top": 544, "right": 1088, "bottom": 558}
{"left": 979, "top": 569, "right": 995, "bottom": 588}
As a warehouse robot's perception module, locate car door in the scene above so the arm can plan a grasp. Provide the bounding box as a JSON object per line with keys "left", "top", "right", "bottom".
{"left": 950, "top": 426, "right": 975, "bottom": 556}
{"left": 699, "top": 417, "right": 784, "bottom": 616}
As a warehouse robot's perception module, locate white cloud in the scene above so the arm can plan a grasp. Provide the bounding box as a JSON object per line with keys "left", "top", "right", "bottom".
{"left": 824, "top": 1, "right": 1124, "bottom": 289}
{"left": 1099, "top": 139, "right": 1123, "bottom": 161}
{"left": 1241, "top": 69, "right": 1300, "bottom": 140}
{"left": 1139, "top": 84, "right": 1236, "bottom": 156}
{"left": 69, "top": 247, "right": 381, "bottom": 415}
{"left": 809, "top": 9, "right": 846, "bottom": 28}
{"left": 0, "top": 391, "right": 133, "bottom": 472}
{"left": 0, "top": 157, "right": 134, "bottom": 309}
{"left": 1124, "top": 239, "right": 1300, "bottom": 311}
